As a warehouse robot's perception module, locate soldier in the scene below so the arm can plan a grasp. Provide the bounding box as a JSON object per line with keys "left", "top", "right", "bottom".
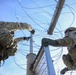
{"left": 42, "top": 27, "right": 76, "bottom": 74}
{"left": 0, "top": 21, "right": 35, "bottom": 63}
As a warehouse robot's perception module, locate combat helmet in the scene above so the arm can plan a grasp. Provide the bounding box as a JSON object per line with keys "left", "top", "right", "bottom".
{"left": 65, "top": 27, "right": 76, "bottom": 34}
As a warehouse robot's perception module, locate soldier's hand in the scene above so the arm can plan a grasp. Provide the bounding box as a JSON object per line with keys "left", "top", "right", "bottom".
{"left": 42, "top": 38, "right": 50, "bottom": 46}
{"left": 30, "top": 29, "right": 35, "bottom": 34}
{"left": 23, "top": 37, "right": 30, "bottom": 40}
{"left": 10, "top": 31, "right": 14, "bottom": 34}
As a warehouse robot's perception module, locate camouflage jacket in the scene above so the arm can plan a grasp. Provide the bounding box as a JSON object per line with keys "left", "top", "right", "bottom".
{"left": 0, "top": 21, "right": 34, "bottom": 61}
{"left": 0, "top": 21, "right": 33, "bottom": 31}
{"left": 0, "top": 21, "right": 33, "bottom": 46}
{"left": 55, "top": 30, "right": 76, "bottom": 51}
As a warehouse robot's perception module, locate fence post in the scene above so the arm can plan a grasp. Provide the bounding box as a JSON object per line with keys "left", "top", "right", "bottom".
{"left": 26, "top": 32, "right": 36, "bottom": 75}
{"left": 44, "top": 46, "right": 56, "bottom": 75}
{"left": 26, "top": 53, "right": 36, "bottom": 75}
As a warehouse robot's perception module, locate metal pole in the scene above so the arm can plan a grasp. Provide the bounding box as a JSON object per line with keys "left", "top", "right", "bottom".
{"left": 30, "top": 33, "right": 33, "bottom": 53}
{"left": 44, "top": 46, "right": 56, "bottom": 75}
{"left": 48, "top": 0, "right": 65, "bottom": 35}
{"left": 32, "top": 47, "right": 44, "bottom": 71}
{"left": 26, "top": 32, "right": 36, "bottom": 75}
{"left": 26, "top": 53, "right": 36, "bottom": 75}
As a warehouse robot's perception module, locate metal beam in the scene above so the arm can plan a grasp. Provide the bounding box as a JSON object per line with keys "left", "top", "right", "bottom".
{"left": 31, "top": 47, "right": 44, "bottom": 71}
{"left": 30, "top": 33, "right": 33, "bottom": 53}
{"left": 44, "top": 46, "right": 56, "bottom": 75}
{"left": 48, "top": 0, "right": 65, "bottom": 35}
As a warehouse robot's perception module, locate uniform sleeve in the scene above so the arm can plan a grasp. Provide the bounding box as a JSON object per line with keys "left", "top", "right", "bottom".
{"left": 42, "top": 37, "right": 74, "bottom": 47}
{"left": 14, "top": 37, "right": 30, "bottom": 43}
{"left": 0, "top": 21, "right": 33, "bottom": 31}
{"left": 55, "top": 37, "right": 75, "bottom": 47}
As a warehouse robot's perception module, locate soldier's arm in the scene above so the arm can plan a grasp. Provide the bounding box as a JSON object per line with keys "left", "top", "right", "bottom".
{"left": 42, "top": 37, "right": 74, "bottom": 47}
{"left": 14, "top": 37, "right": 30, "bottom": 43}
{"left": 55, "top": 37, "right": 74, "bottom": 47}
{"left": 0, "top": 21, "right": 34, "bottom": 32}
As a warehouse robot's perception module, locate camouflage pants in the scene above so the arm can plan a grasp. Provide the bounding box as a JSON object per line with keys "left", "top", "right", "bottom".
{"left": 62, "top": 46, "right": 76, "bottom": 69}
{"left": 69, "top": 45, "right": 76, "bottom": 63}
{"left": 62, "top": 54, "right": 75, "bottom": 69}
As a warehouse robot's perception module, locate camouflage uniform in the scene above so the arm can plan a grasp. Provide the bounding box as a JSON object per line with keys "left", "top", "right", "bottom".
{"left": 42, "top": 27, "right": 76, "bottom": 74}
{"left": 0, "top": 21, "right": 34, "bottom": 62}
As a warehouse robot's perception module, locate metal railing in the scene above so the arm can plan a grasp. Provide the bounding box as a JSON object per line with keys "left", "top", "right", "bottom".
{"left": 30, "top": 46, "right": 56, "bottom": 75}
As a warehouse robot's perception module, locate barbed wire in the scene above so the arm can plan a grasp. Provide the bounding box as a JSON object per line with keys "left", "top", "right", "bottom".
{"left": 13, "top": 0, "right": 76, "bottom": 75}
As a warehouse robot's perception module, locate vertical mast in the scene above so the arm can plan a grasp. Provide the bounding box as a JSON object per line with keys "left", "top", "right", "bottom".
{"left": 30, "top": 33, "right": 33, "bottom": 53}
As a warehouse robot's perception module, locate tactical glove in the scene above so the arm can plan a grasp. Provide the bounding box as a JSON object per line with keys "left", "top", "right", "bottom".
{"left": 23, "top": 37, "right": 30, "bottom": 40}
{"left": 60, "top": 67, "right": 69, "bottom": 74}
{"left": 30, "top": 29, "right": 35, "bottom": 34}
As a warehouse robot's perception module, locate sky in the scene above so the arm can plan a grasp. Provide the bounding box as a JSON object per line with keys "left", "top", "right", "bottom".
{"left": 0, "top": 0, "right": 76, "bottom": 75}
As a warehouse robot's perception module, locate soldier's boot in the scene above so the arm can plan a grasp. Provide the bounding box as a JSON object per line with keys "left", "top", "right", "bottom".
{"left": 60, "top": 67, "right": 69, "bottom": 74}
{"left": 62, "top": 54, "right": 74, "bottom": 69}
